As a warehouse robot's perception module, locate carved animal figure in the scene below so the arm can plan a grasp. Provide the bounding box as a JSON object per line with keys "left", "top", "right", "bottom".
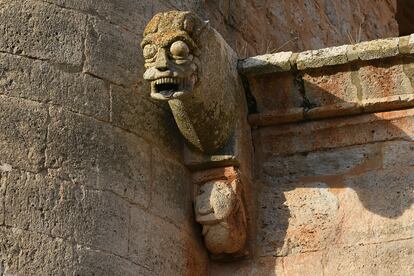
{"left": 141, "top": 11, "right": 238, "bottom": 154}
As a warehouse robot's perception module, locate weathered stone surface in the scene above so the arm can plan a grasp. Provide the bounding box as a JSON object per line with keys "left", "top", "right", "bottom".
{"left": 44, "top": 0, "right": 155, "bottom": 35}
{"left": 0, "top": 96, "right": 48, "bottom": 172}
{"left": 343, "top": 167, "right": 414, "bottom": 243}
{"left": 46, "top": 107, "right": 152, "bottom": 208}
{"left": 4, "top": 171, "right": 130, "bottom": 256}
{"left": 297, "top": 45, "right": 349, "bottom": 70}
{"left": 282, "top": 252, "right": 324, "bottom": 276}
{"left": 303, "top": 64, "right": 358, "bottom": 106}
{"left": 0, "top": 227, "right": 74, "bottom": 275}
{"left": 382, "top": 141, "right": 414, "bottom": 168}
{"left": 359, "top": 58, "right": 413, "bottom": 100}
{"left": 0, "top": 173, "right": 5, "bottom": 225}
{"left": 347, "top": 37, "right": 399, "bottom": 61}
{"left": 248, "top": 72, "right": 302, "bottom": 112}
{"left": 262, "top": 143, "right": 380, "bottom": 180}
{"left": 260, "top": 109, "right": 414, "bottom": 157}
{"left": 75, "top": 247, "right": 152, "bottom": 276}
{"left": 259, "top": 181, "right": 340, "bottom": 256}
{"left": 194, "top": 167, "right": 247, "bottom": 256}
{"left": 129, "top": 206, "right": 208, "bottom": 275}
{"left": 399, "top": 34, "right": 414, "bottom": 54}
{"left": 142, "top": 11, "right": 240, "bottom": 154}
{"left": 0, "top": 53, "right": 110, "bottom": 121}
{"left": 110, "top": 84, "right": 182, "bottom": 158}
{"left": 84, "top": 17, "right": 141, "bottom": 86}
{"left": 238, "top": 52, "right": 292, "bottom": 75}
{"left": 149, "top": 147, "right": 192, "bottom": 224}
{"left": 323, "top": 239, "right": 414, "bottom": 275}
{"left": 0, "top": 0, "right": 86, "bottom": 66}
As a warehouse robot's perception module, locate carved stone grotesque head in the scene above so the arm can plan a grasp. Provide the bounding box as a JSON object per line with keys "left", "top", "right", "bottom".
{"left": 141, "top": 11, "right": 239, "bottom": 154}
{"left": 141, "top": 11, "right": 201, "bottom": 101}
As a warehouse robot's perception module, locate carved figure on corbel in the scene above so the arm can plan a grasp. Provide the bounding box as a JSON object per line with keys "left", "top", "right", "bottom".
{"left": 141, "top": 11, "right": 249, "bottom": 258}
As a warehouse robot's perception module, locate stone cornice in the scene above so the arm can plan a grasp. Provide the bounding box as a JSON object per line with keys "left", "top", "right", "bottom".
{"left": 239, "top": 34, "right": 414, "bottom": 76}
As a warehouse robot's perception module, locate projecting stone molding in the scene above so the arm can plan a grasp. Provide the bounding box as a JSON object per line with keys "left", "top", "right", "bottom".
{"left": 239, "top": 34, "right": 414, "bottom": 127}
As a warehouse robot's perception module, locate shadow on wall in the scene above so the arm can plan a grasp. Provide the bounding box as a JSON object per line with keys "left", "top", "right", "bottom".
{"left": 397, "top": 0, "right": 414, "bottom": 36}
{"left": 255, "top": 55, "right": 414, "bottom": 258}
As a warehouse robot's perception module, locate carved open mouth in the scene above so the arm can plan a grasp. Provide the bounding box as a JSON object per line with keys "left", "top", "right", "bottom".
{"left": 152, "top": 77, "right": 182, "bottom": 98}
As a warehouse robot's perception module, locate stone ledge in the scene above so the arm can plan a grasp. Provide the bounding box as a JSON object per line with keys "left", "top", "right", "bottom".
{"left": 238, "top": 52, "right": 293, "bottom": 76}
{"left": 239, "top": 35, "right": 414, "bottom": 74}
{"left": 249, "top": 95, "right": 414, "bottom": 127}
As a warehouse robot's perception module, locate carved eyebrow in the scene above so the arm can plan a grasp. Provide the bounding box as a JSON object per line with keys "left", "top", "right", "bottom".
{"left": 141, "top": 33, "right": 199, "bottom": 55}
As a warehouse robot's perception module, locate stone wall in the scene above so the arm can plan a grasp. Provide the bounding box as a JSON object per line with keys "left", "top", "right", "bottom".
{"left": 0, "top": 0, "right": 402, "bottom": 275}
{"left": 0, "top": 1, "right": 208, "bottom": 275}
{"left": 230, "top": 36, "right": 414, "bottom": 275}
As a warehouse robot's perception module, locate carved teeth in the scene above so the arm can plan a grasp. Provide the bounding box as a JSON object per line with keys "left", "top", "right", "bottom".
{"left": 154, "top": 77, "right": 180, "bottom": 85}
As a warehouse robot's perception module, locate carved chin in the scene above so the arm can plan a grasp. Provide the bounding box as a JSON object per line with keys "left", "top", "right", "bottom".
{"left": 150, "top": 77, "right": 194, "bottom": 101}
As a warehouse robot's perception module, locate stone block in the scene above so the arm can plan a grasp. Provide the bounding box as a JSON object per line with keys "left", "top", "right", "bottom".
{"left": 302, "top": 64, "right": 358, "bottom": 106}
{"left": 344, "top": 167, "right": 414, "bottom": 243}
{"left": 75, "top": 247, "right": 152, "bottom": 276}
{"left": 239, "top": 52, "right": 293, "bottom": 75}
{"left": 128, "top": 206, "right": 207, "bottom": 275}
{"left": 0, "top": 53, "right": 110, "bottom": 121}
{"left": 402, "top": 55, "right": 414, "bottom": 90}
{"left": 347, "top": 37, "right": 399, "bottom": 61}
{"left": 4, "top": 171, "right": 130, "bottom": 256}
{"left": 0, "top": 173, "right": 5, "bottom": 225}
{"left": 399, "top": 34, "right": 414, "bottom": 54}
{"left": 110, "top": 84, "right": 182, "bottom": 158}
{"left": 260, "top": 109, "right": 414, "bottom": 157}
{"left": 382, "top": 141, "right": 414, "bottom": 168}
{"left": 359, "top": 58, "right": 413, "bottom": 100}
{"left": 0, "top": 0, "right": 86, "bottom": 66}
{"left": 297, "top": 45, "right": 349, "bottom": 70}
{"left": 323, "top": 239, "right": 414, "bottom": 275}
{"left": 262, "top": 143, "right": 381, "bottom": 179}
{"left": 0, "top": 227, "right": 74, "bottom": 275}
{"left": 248, "top": 72, "right": 302, "bottom": 112}
{"left": 149, "top": 147, "right": 192, "bottom": 225}
{"left": 282, "top": 252, "right": 324, "bottom": 276}
{"left": 84, "top": 17, "right": 141, "bottom": 86}
{"left": 0, "top": 95, "right": 48, "bottom": 172}
{"left": 44, "top": 0, "right": 155, "bottom": 34}
{"left": 258, "top": 182, "right": 340, "bottom": 256}
{"left": 46, "top": 107, "right": 152, "bottom": 208}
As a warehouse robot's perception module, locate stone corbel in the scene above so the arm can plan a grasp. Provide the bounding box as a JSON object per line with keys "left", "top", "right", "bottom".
{"left": 141, "top": 11, "right": 251, "bottom": 258}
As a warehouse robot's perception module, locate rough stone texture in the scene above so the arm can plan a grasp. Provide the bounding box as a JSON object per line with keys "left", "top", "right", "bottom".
{"left": 248, "top": 45, "right": 414, "bottom": 126}
{"left": 0, "top": 95, "right": 48, "bottom": 173}
{"left": 347, "top": 37, "right": 399, "bottom": 61}
{"left": 84, "top": 17, "right": 142, "bottom": 87}
{"left": 302, "top": 64, "right": 358, "bottom": 106}
{"left": 238, "top": 52, "right": 293, "bottom": 75}
{"left": 0, "top": 227, "right": 74, "bottom": 275}
{"left": 249, "top": 72, "right": 303, "bottom": 112}
{"left": 110, "top": 84, "right": 182, "bottom": 158}
{"left": 0, "top": 53, "right": 110, "bottom": 121}
{"left": 359, "top": 58, "right": 413, "bottom": 100}
{"left": 252, "top": 108, "right": 414, "bottom": 274}
{"left": 0, "top": 0, "right": 86, "bottom": 66}
{"left": 0, "top": 0, "right": 403, "bottom": 274}
{"left": 297, "top": 45, "right": 348, "bottom": 70}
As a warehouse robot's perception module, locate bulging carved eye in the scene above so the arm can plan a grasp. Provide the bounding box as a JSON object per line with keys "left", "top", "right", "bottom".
{"left": 143, "top": 44, "right": 157, "bottom": 59}
{"left": 170, "top": 41, "right": 190, "bottom": 58}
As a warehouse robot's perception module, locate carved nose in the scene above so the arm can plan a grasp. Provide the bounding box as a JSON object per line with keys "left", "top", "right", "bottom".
{"left": 155, "top": 48, "right": 169, "bottom": 71}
